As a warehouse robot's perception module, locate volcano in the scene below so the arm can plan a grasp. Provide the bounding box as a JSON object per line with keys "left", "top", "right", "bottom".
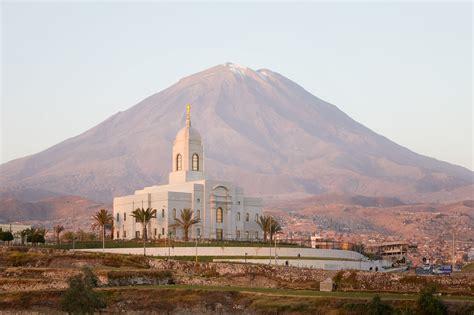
{"left": 1, "top": 63, "right": 472, "bottom": 204}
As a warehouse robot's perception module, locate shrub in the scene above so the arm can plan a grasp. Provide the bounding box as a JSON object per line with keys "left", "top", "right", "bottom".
{"left": 201, "top": 267, "right": 219, "bottom": 278}
{"left": 61, "top": 268, "right": 105, "bottom": 314}
{"left": 6, "top": 252, "right": 47, "bottom": 267}
{"left": 366, "top": 295, "right": 393, "bottom": 315}
{"left": 333, "top": 271, "right": 344, "bottom": 286}
{"left": 0, "top": 231, "right": 14, "bottom": 244}
{"left": 107, "top": 269, "right": 172, "bottom": 280}
{"left": 416, "top": 285, "right": 447, "bottom": 315}
{"left": 82, "top": 266, "right": 100, "bottom": 288}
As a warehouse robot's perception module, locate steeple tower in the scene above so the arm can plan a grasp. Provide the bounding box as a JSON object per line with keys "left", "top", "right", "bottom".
{"left": 169, "top": 104, "right": 205, "bottom": 184}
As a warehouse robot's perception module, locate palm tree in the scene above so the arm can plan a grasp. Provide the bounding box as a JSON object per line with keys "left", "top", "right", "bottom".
{"left": 25, "top": 227, "right": 47, "bottom": 246}
{"left": 269, "top": 218, "right": 282, "bottom": 241}
{"left": 19, "top": 229, "right": 28, "bottom": 245}
{"left": 256, "top": 215, "right": 272, "bottom": 241}
{"left": 92, "top": 209, "right": 113, "bottom": 241}
{"left": 131, "top": 207, "right": 157, "bottom": 241}
{"left": 171, "top": 208, "right": 200, "bottom": 241}
{"left": 131, "top": 207, "right": 157, "bottom": 256}
{"left": 54, "top": 225, "right": 65, "bottom": 245}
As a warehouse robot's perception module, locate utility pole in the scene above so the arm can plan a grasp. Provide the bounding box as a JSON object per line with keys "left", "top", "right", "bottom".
{"left": 195, "top": 236, "right": 198, "bottom": 264}
{"left": 269, "top": 216, "right": 272, "bottom": 265}
{"left": 168, "top": 232, "right": 171, "bottom": 260}
{"left": 102, "top": 224, "right": 105, "bottom": 253}
{"left": 452, "top": 230, "right": 455, "bottom": 272}
{"left": 274, "top": 237, "right": 277, "bottom": 265}
{"left": 72, "top": 207, "right": 75, "bottom": 251}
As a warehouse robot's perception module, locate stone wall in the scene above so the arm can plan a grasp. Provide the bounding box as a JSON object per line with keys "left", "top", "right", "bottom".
{"left": 78, "top": 246, "right": 365, "bottom": 260}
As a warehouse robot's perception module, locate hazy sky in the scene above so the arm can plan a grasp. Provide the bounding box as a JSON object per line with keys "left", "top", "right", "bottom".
{"left": 1, "top": 2, "right": 472, "bottom": 170}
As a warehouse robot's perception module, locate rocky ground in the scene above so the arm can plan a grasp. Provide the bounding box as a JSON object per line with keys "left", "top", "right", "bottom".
{"left": 0, "top": 247, "right": 473, "bottom": 314}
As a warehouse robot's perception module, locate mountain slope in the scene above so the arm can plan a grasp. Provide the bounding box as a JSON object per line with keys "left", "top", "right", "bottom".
{"left": 1, "top": 63, "right": 472, "bottom": 203}
{"left": 0, "top": 195, "right": 107, "bottom": 223}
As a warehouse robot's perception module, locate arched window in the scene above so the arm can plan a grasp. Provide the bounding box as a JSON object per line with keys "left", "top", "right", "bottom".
{"left": 196, "top": 209, "right": 201, "bottom": 219}
{"left": 162, "top": 209, "right": 165, "bottom": 218}
{"left": 176, "top": 154, "right": 182, "bottom": 171}
{"left": 255, "top": 214, "right": 259, "bottom": 222}
{"left": 192, "top": 153, "right": 199, "bottom": 171}
{"left": 236, "top": 212, "right": 240, "bottom": 221}
{"left": 245, "top": 213, "right": 249, "bottom": 222}
{"left": 216, "top": 207, "right": 223, "bottom": 223}
{"left": 173, "top": 208, "right": 177, "bottom": 219}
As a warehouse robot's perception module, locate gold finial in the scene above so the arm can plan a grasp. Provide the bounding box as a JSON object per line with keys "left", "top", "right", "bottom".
{"left": 186, "top": 103, "right": 191, "bottom": 126}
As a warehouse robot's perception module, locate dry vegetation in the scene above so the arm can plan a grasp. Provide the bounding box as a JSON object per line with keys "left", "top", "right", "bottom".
{"left": 0, "top": 247, "right": 473, "bottom": 314}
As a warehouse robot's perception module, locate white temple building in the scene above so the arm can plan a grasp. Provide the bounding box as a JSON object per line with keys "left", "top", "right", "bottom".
{"left": 113, "top": 105, "right": 263, "bottom": 241}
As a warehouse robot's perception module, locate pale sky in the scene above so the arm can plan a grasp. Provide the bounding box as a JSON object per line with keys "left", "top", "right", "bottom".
{"left": 1, "top": 2, "right": 473, "bottom": 170}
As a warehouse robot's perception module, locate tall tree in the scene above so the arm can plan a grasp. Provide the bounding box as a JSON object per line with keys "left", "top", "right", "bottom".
{"left": 19, "top": 229, "right": 28, "bottom": 245}
{"left": 25, "top": 227, "right": 46, "bottom": 246}
{"left": 91, "top": 209, "right": 113, "bottom": 241}
{"left": 131, "top": 207, "right": 157, "bottom": 241}
{"left": 0, "top": 229, "right": 14, "bottom": 245}
{"left": 131, "top": 207, "right": 157, "bottom": 256}
{"left": 54, "top": 225, "right": 65, "bottom": 245}
{"left": 269, "top": 218, "right": 283, "bottom": 241}
{"left": 171, "top": 208, "right": 200, "bottom": 241}
{"left": 256, "top": 215, "right": 272, "bottom": 241}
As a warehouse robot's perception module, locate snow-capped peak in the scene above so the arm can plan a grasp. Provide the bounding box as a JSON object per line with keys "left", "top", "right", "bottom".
{"left": 224, "top": 62, "right": 251, "bottom": 75}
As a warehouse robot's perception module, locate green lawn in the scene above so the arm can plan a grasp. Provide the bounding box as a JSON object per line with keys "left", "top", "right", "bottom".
{"left": 103, "top": 284, "right": 474, "bottom": 302}
{"left": 45, "top": 240, "right": 305, "bottom": 250}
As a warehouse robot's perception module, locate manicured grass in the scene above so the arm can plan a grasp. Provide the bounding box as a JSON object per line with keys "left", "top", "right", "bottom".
{"left": 45, "top": 240, "right": 305, "bottom": 250}
{"left": 104, "top": 284, "right": 474, "bottom": 302}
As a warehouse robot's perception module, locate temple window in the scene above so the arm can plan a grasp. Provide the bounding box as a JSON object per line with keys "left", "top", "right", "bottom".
{"left": 176, "top": 154, "right": 182, "bottom": 171}
{"left": 192, "top": 153, "right": 199, "bottom": 171}
{"left": 216, "top": 207, "right": 223, "bottom": 223}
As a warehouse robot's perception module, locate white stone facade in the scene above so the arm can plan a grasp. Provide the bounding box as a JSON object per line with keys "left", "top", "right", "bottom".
{"left": 113, "top": 107, "right": 263, "bottom": 241}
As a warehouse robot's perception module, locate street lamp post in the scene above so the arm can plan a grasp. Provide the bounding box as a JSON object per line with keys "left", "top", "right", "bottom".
{"left": 195, "top": 236, "right": 200, "bottom": 264}
{"left": 168, "top": 232, "right": 171, "bottom": 260}
{"left": 72, "top": 206, "right": 75, "bottom": 251}
{"left": 269, "top": 216, "right": 272, "bottom": 265}
{"left": 274, "top": 238, "right": 277, "bottom": 265}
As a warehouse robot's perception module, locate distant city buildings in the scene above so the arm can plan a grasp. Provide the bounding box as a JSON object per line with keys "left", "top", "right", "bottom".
{"left": 365, "top": 242, "right": 408, "bottom": 265}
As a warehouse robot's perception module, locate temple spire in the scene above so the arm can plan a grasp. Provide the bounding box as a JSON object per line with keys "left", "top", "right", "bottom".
{"left": 186, "top": 103, "right": 191, "bottom": 127}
